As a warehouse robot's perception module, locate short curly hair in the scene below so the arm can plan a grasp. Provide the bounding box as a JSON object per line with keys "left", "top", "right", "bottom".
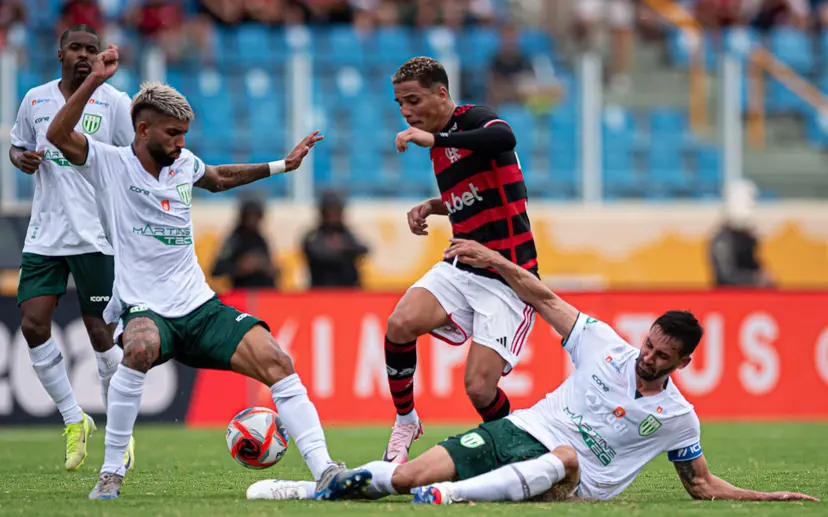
{"left": 392, "top": 57, "right": 449, "bottom": 89}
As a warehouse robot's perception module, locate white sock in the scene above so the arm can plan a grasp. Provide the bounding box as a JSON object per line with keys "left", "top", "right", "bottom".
{"left": 271, "top": 374, "right": 334, "bottom": 480}
{"left": 28, "top": 338, "right": 83, "bottom": 425}
{"left": 360, "top": 460, "right": 399, "bottom": 498}
{"left": 450, "top": 453, "right": 565, "bottom": 502}
{"left": 396, "top": 409, "right": 420, "bottom": 425}
{"left": 101, "top": 365, "right": 145, "bottom": 476}
{"left": 95, "top": 345, "right": 123, "bottom": 410}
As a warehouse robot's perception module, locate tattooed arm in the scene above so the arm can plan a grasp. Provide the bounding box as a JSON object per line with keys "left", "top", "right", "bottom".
{"left": 194, "top": 130, "right": 323, "bottom": 192}
{"left": 674, "top": 455, "right": 817, "bottom": 501}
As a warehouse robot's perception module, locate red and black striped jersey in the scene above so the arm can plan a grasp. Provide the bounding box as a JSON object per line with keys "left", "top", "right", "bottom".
{"left": 430, "top": 104, "right": 539, "bottom": 282}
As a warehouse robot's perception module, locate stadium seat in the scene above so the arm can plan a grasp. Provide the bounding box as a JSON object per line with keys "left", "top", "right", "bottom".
{"left": 373, "top": 28, "right": 414, "bottom": 65}
{"left": 458, "top": 28, "right": 500, "bottom": 67}
{"left": 769, "top": 28, "right": 814, "bottom": 73}
{"left": 649, "top": 108, "right": 689, "bottom": 144}
{"left": 696, "top": 145, "right": 723, "bottom": 195}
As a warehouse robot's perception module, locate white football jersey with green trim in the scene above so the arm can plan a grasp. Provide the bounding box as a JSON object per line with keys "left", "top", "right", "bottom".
{"left": 10, "top": 80, "right": 133, "bottom": 256}
{"left": 507, "top": 313, "right": 702, "bottom": 500}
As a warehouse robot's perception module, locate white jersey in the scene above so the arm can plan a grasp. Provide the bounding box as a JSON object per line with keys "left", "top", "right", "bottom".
{"left": 75, "top": 138, "right": 215, "bottom": 318}
{"left": 10, "top": 80, "right": 134, "bottom": 256}
{"left": 507, "top": 313, "right": 702, "bottom": 500}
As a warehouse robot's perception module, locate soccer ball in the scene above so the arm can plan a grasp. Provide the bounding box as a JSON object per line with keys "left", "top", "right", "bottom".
{"left": 226, "top": 407, "right": 289, "bottom": 469}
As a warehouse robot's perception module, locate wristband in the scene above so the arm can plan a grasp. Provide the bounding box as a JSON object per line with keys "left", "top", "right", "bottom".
{"left": 268, "top": 160, "right": 286, "bottom": 176}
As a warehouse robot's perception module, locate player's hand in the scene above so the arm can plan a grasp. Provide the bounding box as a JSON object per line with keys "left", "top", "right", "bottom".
{"left": 444, "top": 238, "right": 500, "bottom": 268}
{"left": 285, "top": 130, "right": 324, "bottom": 172}
{"left": 395, "top": 127, "right": 435, "bottom": 153}
{"left": 91, "top": 44, "right": 119, "bottom": 83}
{"left": 763, "top": 491, "right": 819, "bottom": 502}
{"left": 407, "top": 201, "right": 433, "bottom": 236}
{"left": 15, "top": 150, "right": 45, "bottom": 174}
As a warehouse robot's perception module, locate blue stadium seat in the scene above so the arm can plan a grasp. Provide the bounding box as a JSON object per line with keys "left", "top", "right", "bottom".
{"left": 806, "top": 112, "right": 828, "bottom": 148}
{"left": 519, "top": 29, "right": 554, "bottom": 58}
{"left": 649, "top": 108, "right": 689, "bottom": 143}
{"left": 696, "top": 145, "right": 723, "bottom": 194}
{"left": 602, "top": 106, "right": 636, "bottom": 145}
{"left": 769, "top": 28, "right": 814, "bottom": 73}
{"left": 767, "top": 77, "right": 809, "bottom": 114}
{"left": 323, "top": 27, "right": 366, "bottom": 66}
{"left": 373, "top": 28, "right": 414, "bottom": 65}
{"left": 458, "top": 28, "right": 500, "bottom": 67}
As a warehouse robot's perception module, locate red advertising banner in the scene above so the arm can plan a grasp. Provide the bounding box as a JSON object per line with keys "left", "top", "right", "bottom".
{"left": 186, "top": 290, "right": 828, "bottom": 426}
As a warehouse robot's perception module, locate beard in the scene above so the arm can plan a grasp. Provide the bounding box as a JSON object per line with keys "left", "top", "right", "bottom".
{"left": 148, "top": 140, "right": 177, "bottom": 167}
{"left": 635, "top": 353, "right": 675, "bottom": 382}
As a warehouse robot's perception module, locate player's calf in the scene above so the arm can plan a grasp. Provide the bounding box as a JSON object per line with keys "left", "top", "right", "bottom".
{"left": 231, "top": 326, "right": 340, "bottom": 481}
{"left": 464, "top": 344, "right": 511, "bottom": 421}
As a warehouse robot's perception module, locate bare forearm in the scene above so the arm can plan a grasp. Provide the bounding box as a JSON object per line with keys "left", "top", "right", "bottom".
{"left": 427, "top": 197, "right": 448, "bottom": 216}
{"left": 688, "top": 475, "right": 771, "bottom": 501}
{"left": 491, "top": 256, "right": 552, "bottom": 308}
{"left": 201, "top": 164, "right": 270, "bottom": 192}
{"left": 47, "top": 76, "right": 100, "bottom": 153}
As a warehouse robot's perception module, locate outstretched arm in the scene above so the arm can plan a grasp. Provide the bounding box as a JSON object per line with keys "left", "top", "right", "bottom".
{"left": 47, "top": 45, "right": 120, "bottom": 166}
{"left": 194, "top": 130, "right": 323, "bottom": 192}
{"left": 443, "top": 238, "right": 578, "bottom": 338}
{"left": 674, "top": 455, "right": 817, "bottom": 502}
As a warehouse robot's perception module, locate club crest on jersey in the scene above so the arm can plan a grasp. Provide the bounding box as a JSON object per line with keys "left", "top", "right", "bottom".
{"left": 638, "top": 414, "right": 662, "bottom": 436}
{"left": 176, "top": 183, "right": 192, "bottom": 207}
{"left": 81, "top": 113, "right": 102, "bottom": 134}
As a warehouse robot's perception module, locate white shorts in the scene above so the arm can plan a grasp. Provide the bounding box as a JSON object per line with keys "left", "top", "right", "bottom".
{"left": 575, "top": 0, "right": 634, "bottom": 28}
{"left": 410, "top": 262, "right": 536, "bottom": 374}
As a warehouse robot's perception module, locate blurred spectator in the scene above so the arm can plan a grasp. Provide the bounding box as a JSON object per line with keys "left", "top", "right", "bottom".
{"left": 198, "top": 0, "right": 306, "bottom": 26}
{"left": 123, "top": 0, "right": 212, "bottom": 64}
{"left": 487, "top": 24, "right": 536, "bottom": 107}
{"left": 212, "top": 197, "right": 280, "bottom": 289}
{"left": 0, "top": 0, "right": 26, "bottom": 58}
{"left": 574, "top": 0, "right": 635, "bottom": 94}
{"left": 709, "top": 179, "right": 774, "bottom": 288}
{"left": 302, "top": 191, "right": 368, "bottom": 289}
{"left": 693, "top": 0, "right": 810, "bottom": 30}
{"left": 406, "top": 0, "right": 493, "bottom": 29}
{"left": 58, "top": 0, "right": 104, "bottom": 36}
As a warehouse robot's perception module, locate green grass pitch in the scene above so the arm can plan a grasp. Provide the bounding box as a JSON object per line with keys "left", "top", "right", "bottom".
{"left": 0, "top": 422, "right": 824, "bottom": 516}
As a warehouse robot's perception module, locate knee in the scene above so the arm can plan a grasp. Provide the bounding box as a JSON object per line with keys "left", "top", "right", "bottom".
{"left": 259, "top": 347, "right": 295, "bottom": 386}
{"left": 21, "top": 313, "right": 51, "bottom": 347}
{"left": 386, "top": 310, "right": 422, "bottom": 343}
{"left": 390, "top": 464, "right": 419, "bottom": 492}
{"left": 553, "top": 446, "right": 579, "bottom": 476}
{"left": 464, "top": 375, "right": 497, "bottom": 407}
{"left": 122, "top": 318, "right": 161, "bottom": 373}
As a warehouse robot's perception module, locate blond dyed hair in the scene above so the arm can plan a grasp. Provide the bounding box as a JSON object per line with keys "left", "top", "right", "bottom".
{"left": 130, "top": 81, "right": 195, "bottom": 126}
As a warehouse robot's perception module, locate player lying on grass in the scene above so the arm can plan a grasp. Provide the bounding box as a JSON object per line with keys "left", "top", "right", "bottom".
{"left": 46, "top": 44, "right": 370, "bottom": 501}
{"left": 246, "top": 239, "right": 818, "bottom": 504}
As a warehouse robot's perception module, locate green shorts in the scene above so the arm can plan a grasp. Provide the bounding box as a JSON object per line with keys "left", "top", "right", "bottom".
{"left": 119, "top": 296, "right": 268, "bottom": 370}
{"left": 17, "top": 252, "right": 115, "bottom": 317}
{"left": 440, "top": 419, "right": 550, "bottom": 481}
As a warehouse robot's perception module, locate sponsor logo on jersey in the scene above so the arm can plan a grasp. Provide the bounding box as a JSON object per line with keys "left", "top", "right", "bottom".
{"left": 444, "top": 182, "right": 483, "bottom": 215}
{"left": 657, "top": 406, "right": 663, "bottom": 414}
{"left": 132, "top": 224, "right": 192, "bottom": 246}
{"left": 129, "top": 305, "right": 149, "bottom": 313}
{"left": 43, "top": 149, "right": 71, "bottom": 166}
{"left": 460, "top": 432, "right": 486, "bottom": 449}
{"left": 591, "top": 374, "right": 610, "bottom": 393}
{"left": 176, "top": 183, "right": 192, "bottom": 207}
{"left": 90, "top": 296, "right": 110, "bottom": 302}
{"left": 235, "top": 313, "right": 249, "bottom": 323}
{"left": 586, "top": 317, "right": 598, "bottom": 324}
{"left": 129, "top": 185, "right": 150, "bottom": 196}
{"left": 584, "top": 390, "right": 629, "bottom": 435}
{"left": 82, "top": 113, "right": 102, "bottom": 135}
{"left": 88, "top": 98, "right": 111, "bottom": 107}
{"left": 32, "top": 98, "right": 51, "bottom": 106}
{"left": 613, "top": 407, "right": 626, "bottom": 418}
{"left": 605, "top": 355, "right": 622, "bottom": 374}
{"left": 564, "top": 406, "right": 616, "bottom": 466}
{"left": 638, "top": 414, "right": 663, "bottom": 437}
{"left": 34, "top": 116, "right": 50, "bottom": 124}
{"left": 161, "top": 200, "right": 171, "bottom": 211}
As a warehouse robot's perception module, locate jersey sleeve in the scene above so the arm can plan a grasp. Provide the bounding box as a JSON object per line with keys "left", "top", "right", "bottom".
{"left": 563, "top": 313, "right": 626, "bottom": 368}
{"left": 111, "top": 92, "right": 135, "bottom": 146}
{"left": 191, "top": 153, "right": 206, "bottom": 183}
{"left": 666, "top": 412, "right": 703, "bottom": 462}
{"left": 461, "top": 105, "right": 512, "bottom": 131}
{"left": 74, "top": 136, "right": 122, "bottom": 190}
{"left": 10, "top": 94, "right": 35, "bottom": 150}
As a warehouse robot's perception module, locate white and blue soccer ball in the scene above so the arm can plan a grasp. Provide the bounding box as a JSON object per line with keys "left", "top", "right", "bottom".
{"left": 226, "top": 407, "right": 289, "bottom": 469}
